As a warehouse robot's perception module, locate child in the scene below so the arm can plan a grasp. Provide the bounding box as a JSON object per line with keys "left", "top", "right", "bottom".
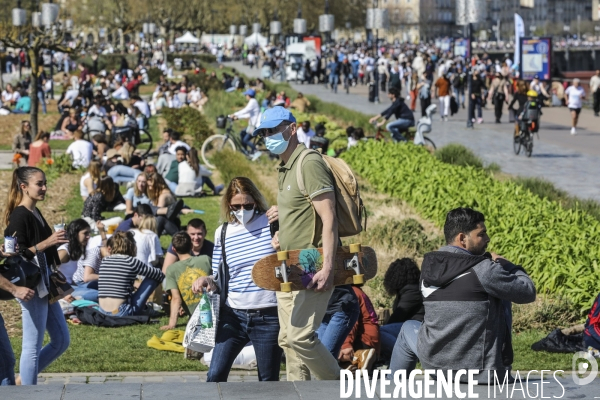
{"left": 518, "top": 90, "right": 542, "bottom": 136}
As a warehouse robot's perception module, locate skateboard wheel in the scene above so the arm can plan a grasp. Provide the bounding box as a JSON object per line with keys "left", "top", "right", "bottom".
{"left": 349, "top": 243, "right": 362, "bottom": 253}
{"left": 277, "top": 251, "right": 289, "bottom": 261}
{"left": 280, "top": 282, "right": 293, "bottom": 292}
{"left": 353, "top": 274, "right": 365, "bottom": 285}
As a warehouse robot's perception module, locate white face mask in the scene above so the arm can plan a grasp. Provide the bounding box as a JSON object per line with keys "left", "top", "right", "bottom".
{"left": 233, "top": 209, "right": 255, "bottom": 225}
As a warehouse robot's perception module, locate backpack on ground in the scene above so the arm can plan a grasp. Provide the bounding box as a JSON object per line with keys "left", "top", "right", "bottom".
{"left": 296, "top": 149, "right": 366, "bottom": 238}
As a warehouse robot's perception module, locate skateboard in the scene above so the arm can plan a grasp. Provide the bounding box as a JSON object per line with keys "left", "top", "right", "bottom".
{"left": 252, "top": 244, "right": 377, "bottom": 292}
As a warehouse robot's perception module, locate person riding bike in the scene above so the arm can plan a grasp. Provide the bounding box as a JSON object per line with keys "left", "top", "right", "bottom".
{"left": 369, "top": 87, "right": 415, "bottom": 142}
{"left": 229, "top": 89, "right": 262, "bottom": 161}
{"left": 518, "top": 90, "right": 542, "bottom": 137}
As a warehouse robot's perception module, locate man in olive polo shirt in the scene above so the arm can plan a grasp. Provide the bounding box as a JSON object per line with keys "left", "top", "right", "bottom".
{"left": 255, "top": 106, "right": 340, "bottom": 381}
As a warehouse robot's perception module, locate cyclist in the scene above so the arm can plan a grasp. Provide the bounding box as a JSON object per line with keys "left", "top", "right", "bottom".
{"left": 517, "top": 90, "right": 542, "bottom": 137}
{"left": 229, "top": 89, "right": 262, "bottom": 161}
{"left": 368, "top": 87, "right": 415, "bottom": 142}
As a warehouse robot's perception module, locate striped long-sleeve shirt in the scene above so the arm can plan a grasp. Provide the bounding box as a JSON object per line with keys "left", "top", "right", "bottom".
{"left": 98, "top": 254, "right": 165, "bottom": 299}
{"left": 212, "top": 214, "right": 277, "bottom": 310}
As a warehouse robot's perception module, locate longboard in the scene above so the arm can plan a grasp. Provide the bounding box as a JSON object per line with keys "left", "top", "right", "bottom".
{"left": 252, "top": 244, "right": 377, "bottom": 292}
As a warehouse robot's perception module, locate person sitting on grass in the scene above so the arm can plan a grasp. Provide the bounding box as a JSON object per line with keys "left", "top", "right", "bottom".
{"left": 160, "top": 232, "right": 212, "bottom": 331}
{"left": 338, "top": 286, "right": 380, "bottom": 373}
{"left": 164, "top": 145, "right": 187, "bottom": 193}
{"left": 390, "top": 207, "right": 536, "bottom": 383}
{"left": 162, "top": 218, "right": 214, "bottom": 273}
{"left": 584, "top": 292, "right": 600, "bottom": 358}
{"left": 116, "top": 203, "right": 153, "bottom": 233}
{"left": 175, "top": 148, "right": 223, "bottom": 197}
{"left": 98, "top": 231, "right": 165, "bottom": 317}
{"left": 81, "top": 176, "right": 126, "bottom": 231}
{"left": 129, "top": 213, "right": 163, "bottom": 268}
{"left": 379, "top": 258, "right": 424, "bottom": 362}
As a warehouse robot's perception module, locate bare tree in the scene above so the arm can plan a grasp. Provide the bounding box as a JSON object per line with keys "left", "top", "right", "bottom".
{"left": 0, "top": 23, "right": 80, "bottom": 136}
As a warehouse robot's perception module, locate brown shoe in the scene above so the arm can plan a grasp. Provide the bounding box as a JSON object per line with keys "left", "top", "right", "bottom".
{"left": 354, "top": 348, "right": 376, "bottom": 372}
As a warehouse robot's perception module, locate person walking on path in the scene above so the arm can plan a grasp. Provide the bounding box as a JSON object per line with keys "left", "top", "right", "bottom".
{"left": 565, "top": 79, "right": 586, "bottom": 135}
{"left": 434, "top": 73, "right": 451, "bottom": 121}
{"left": 488, "top": 73, "right": 510, "bottom": 123}
{"left": 254, "top": 106, "right": 340, "bottom": 381}
{"left": 591, "top": 70, "right": 600, "bottom": 117}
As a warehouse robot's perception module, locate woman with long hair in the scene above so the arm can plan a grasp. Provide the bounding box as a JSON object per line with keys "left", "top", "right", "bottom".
{"left": 59, "top": 219, "right": 107, "bottom": 301}
{"left": 80, "top": 160, "right": 102, "bottom": 201}
{"left": 97, "top": 231, "right": 165, "bottom": 316}
{"left": 129, "top": 214, "right": 163, "bottom": 267}
{"left": 3, "top": 167, "right": 70, "bottom": 385}
{"left": 27, "top": 131, "right": 51, "bottom": 167}
{"left": 81, "top": 176, "right": 124, "bottom": 230}
{"left": 192, "top": 177, "right": 281, "bottom": 382}
{"left": 175, "top": 148, "right": 222, "bottom": 197}
{"left": 124, "top": 173, "right": 151, "bottom": 216}
{"left": 379, "top": 258, "right": 424, "bottom": 361}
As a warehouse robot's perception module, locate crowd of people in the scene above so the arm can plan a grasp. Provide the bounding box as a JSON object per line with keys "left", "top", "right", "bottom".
{"left": 1, "top": 36, "right": 600, "bottom": 388}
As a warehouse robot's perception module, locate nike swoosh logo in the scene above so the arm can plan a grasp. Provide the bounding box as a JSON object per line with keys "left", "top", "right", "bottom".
{"left": 421, "top": 272, "right": 471, "bottom": 298}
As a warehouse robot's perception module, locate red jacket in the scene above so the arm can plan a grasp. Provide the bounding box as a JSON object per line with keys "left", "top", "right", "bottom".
{"left": 342, "top": 287, "right": 380, "bottom": 355}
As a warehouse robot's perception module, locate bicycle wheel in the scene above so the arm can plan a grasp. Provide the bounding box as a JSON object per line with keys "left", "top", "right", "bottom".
{"left": 423, "top": 137, "right": 436, "bottom": 152}
{"left": 513, "top": 134, "right": 522, "bottom": 155}
{"left": 525, "top": 135, "right": 533, "bottom": 158}
{"left": 201, "top": 135, "right": 237, "bottom": 169}
{"left": 137, "top": 129, "right": 153, "bottom": 158}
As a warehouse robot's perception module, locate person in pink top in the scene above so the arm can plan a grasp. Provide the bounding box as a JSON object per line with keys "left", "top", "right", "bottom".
{"left": 27, "top": 131, "right": 51, "bottom": 167}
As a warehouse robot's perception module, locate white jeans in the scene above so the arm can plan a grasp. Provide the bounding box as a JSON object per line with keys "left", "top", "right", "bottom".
{"left": 439, "top": 95, "right": 450, "bottom": 118}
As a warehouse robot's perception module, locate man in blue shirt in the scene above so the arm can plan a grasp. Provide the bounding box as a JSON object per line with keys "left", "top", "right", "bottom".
{"left": 13, "top": 90, "right": 31, "bottom": 114}
{"left": 327, "top": 57, "right": 340, "bottom": 94}
{"left": 368, "top": 87, "right": 415, "bottom": 142}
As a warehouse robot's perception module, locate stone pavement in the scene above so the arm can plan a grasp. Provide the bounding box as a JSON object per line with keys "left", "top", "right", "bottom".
{"left": 228, "top": 61, "right": 600, "bottom": 202}
{"left": 1, "top": 373, "right": 599, "bottom": 399}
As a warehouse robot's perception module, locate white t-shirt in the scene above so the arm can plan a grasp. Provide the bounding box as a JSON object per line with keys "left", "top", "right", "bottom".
{"left": 57, "top": 243, "right": 78, "bottom": 284}
{"left": 131, "top": 229, "right": 163, "bottom": 267}
{"left": 565, "top": 86, "right": 585, "bottom": 109}
{"left": 296, "top": 127, "right": 315, "bottom": 149}
{"left": 212, "top": 214, "right": 277, "bottom": 310}
{"left": 66, "top": 139, "right": 93, "bottom": 168}
{"left": 134, "top": 100, "right": 151, "bottom": 118}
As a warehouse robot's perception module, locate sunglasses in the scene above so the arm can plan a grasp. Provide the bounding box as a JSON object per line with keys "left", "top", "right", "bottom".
{"left": 230, "top": 203, "right": 255, "bottom": 211}
{"left": 257, "top": 123, "right": 293, "bottom": 138}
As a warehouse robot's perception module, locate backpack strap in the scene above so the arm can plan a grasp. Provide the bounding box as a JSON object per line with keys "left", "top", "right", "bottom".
{"left": 296, "top": 149, "right": 320, "bottom": 199}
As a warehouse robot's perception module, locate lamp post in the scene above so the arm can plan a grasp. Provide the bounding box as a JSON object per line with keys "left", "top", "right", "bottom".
{"left": 294, "top": 2, "right": 307, "bottom": 38}
{"left": 270, "top": 10, "right": 282, "bottom": 45}
{"left": 319, "top": 0, "right": 334, "bottom": 44}
{"left": 456, "top": 0, "right": 485, "bottom": 128}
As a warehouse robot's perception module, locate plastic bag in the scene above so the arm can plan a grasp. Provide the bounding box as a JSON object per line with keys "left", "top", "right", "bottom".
{"left": 183, "top": 292, "right": 220, "bottom": 353}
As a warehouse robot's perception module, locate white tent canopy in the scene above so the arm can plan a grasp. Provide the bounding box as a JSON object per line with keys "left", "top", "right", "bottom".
{"left": 244, "top": 32, "right": 268, "bottom": 49}
{"left": 175, "top": 31, "right": 200, "bottom": 44}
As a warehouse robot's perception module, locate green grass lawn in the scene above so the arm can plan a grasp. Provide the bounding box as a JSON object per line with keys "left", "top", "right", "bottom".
{"left": 9, "top": 315, "right": 207, "bottom": 373}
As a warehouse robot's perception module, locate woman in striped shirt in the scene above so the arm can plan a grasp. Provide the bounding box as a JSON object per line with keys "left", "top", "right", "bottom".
{"left": 98, "top": 231, "right": 165, "bottom": 316}
{"left": 192, "top": 177, "right": 281, "bottom": 382}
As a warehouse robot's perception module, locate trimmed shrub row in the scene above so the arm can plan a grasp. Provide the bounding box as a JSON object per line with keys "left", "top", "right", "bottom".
{"left": 341, "top": 141, "right": 600, "bottom": 315}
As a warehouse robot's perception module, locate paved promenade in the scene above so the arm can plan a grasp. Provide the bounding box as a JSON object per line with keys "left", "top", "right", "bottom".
{"left": 1, "top": 373, "right": 599, "bottom": 399}
{"left": 228, "top": 61, "right": 600, "bottom": 202}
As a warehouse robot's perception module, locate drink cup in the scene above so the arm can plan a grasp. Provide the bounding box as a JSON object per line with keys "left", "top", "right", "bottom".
{"left": 4, "top": 236, "right": 16, "bottom": 254}
{"left": 107, "top": 224, "right": 118, "bottom": 234}
{"left": 54, "top": 223, "right": 65, "bottom": 232}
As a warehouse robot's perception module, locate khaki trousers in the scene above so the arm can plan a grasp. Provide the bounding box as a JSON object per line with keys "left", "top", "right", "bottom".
{"left": 276, "top": 288, "right": 339, "bottom": 381}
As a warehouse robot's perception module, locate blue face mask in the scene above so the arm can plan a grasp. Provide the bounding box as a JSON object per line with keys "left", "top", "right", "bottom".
{"left": 265, "top": 125, "right": 292, "bottom": 155}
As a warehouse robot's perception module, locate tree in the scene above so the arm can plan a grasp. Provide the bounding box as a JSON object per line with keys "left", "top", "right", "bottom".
{"left": 0, "top": 22, "right": 80, "bottom": 137}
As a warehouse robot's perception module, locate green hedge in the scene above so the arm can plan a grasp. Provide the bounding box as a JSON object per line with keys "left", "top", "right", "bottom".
{"left": 73, "top": 54, "right": 138, "bottom": 72}
{"left": 162, "top": 107, "right": 213, "bottom": 146}
{"left": 167, "top": 53, "right": 216, "bottom": 64}
{"left": 341, "top": 141, "right": 600, "bottom": 315}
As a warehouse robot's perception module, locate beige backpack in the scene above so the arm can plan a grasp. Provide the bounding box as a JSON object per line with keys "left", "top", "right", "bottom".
{"left": 296, "top": 149, "right": 366, "bottom": 238}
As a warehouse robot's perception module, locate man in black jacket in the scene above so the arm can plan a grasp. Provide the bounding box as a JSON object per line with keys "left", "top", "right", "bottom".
{"left": 368, "top": 88, "right": 414, "bottom": 142}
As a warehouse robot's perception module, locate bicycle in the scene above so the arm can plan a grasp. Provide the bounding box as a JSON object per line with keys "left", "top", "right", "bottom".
{"left": 513, "top": 120, "right": 537, "bottom": 158}
{"left": 201, "top": 116, "right": 264, "bottom": 169}
{"left": 82, "top": 124, "right": 154, "bottom": 159}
